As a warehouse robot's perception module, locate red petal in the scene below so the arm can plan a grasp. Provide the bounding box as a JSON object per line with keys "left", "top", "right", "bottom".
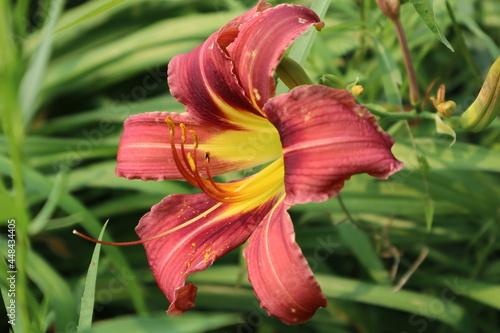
{"left": 227, "top": 0, "right": 272, "bottom": 25}
{"left": 135, "top": 193, "right": 277, "bottom": 315}
{"left": 167, "top": 3, "right": 270, "bottom": 129}
{"left": 116, "top": 112, "right": 280, "bottom": 181}
{"left": 227, "top": 4, "right": 323, "bottom": 109}
{"left": 167, "top": 283, "right": 197, "bottom": 316}
{"left": 263, "top": 85, "right": 404, "bottom": 205}
{"left": 244, "top": 197, "right": 327, "bottom": 324}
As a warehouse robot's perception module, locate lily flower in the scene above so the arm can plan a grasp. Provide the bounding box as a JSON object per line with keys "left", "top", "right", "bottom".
{"left": 115, "top": 0, "right": 403, "bottom": 324}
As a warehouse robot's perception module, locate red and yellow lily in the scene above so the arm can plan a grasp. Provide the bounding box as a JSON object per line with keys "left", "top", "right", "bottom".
{"left": 115, "top": 0, "right": 403, "bottom": 324}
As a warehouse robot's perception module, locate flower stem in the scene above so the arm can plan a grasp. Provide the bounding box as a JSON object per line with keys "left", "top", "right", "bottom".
{"left": 365, "top": 105, "right": 436, "bottom": 120}
{"left": 392, "top": 17, "right": 421, "bottom": 107}
{"left": 337, "top": 194, "right": 360, "bottom": 227}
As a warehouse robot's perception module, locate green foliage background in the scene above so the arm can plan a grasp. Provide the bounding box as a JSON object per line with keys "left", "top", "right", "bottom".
{"left": 0, "top": 0, "right": 499, "bottom": 332}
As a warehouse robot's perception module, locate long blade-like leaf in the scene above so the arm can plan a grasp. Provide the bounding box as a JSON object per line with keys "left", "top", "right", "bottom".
{"left": 19, "top": 0, "right": 64, "bottom": 127}
{"left": 56, "top": 0, "right": 126, "bottom": 32}
{"left": 409, "top": 0, "right": 454, "bottom": 51}
{"left": 78, "top": 221, "right": 108, "bottom": 331}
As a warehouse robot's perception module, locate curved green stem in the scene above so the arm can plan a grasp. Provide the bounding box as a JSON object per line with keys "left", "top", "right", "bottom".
{"left": 365, "top": 105, "right": 437, "bottom": 121}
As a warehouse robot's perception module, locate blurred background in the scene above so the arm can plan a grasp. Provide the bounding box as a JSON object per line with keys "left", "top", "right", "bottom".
{"left": 0, "top": 0, "right": 499, "bottom": 332}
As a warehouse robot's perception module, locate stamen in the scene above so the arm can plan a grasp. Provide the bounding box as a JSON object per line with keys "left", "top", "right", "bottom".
{"left": 166, "top": 117, "right": 197, "bottom": 186}
{"left": 204, "top": 151, "right": 230, "bottom": 194}
{"left": 180, "top": 123, "right": 187, "bottom": 143}
{"left": 165, "top": 117, "right": 260, "bottom": 204}
{"left": 185, "top": 132, "right": 255, "bottom": 203}
{"left": 190, "top": 130, "right": 199, "bottom": 149}
{"left": 187, "top": 152, "right": 197, "bottom": 172}
{"left": 179, "top": 123, "right": 194, "bottom": 174}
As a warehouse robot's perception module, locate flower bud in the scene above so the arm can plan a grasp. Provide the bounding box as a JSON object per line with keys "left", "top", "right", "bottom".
{"left": 376, "top": 0, "right": 400, "bottom": 21}
{"left": 318, "top": 74, "right": 345, "bottom": 89}
{"left": 437, "top": 100, "right": 456, "bottom": 118}
{"left": 276, "top": 56, "right": 313, "bottom": 89}
{"left": 430, "top": 84, "right": 455, "bottom": 117}
{"left": 460, "top": 56, "right": 500, "bottom": 132}
{"left": 350, "top": 85, "right": 364, "bottom": 98}
{"left": 346, "top": 79, "right": 363, "bottom": 98}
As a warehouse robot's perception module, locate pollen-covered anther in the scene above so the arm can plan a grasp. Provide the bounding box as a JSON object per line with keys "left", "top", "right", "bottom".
{"left": 180, "top": 123, "right": 187, "bottom": 143}
{"left": 189, "top": 130, "right": 199, "bottom": 149}
{"left": 187, "top": 153, "right": 197, "bottom": 172}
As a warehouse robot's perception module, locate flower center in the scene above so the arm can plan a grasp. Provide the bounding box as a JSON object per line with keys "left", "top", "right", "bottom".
{"left": 72, "top": 118, "right": 285, "bottom": 246}
{"left": 166, "top": 117, "right": 284, "bottom": 205}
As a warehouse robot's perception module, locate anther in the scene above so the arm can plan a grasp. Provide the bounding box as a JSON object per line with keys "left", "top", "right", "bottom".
{"left": 166, "top": 117, "right": 175, "bottom": 136}
{"left": 187, "top": 152, "right": 197, "bottom": 172}
{"left": 190, "top": 130, "right": 199, "bottom": 149}
{"left": 180, "top": 123, "right": 187, "bottom": 143}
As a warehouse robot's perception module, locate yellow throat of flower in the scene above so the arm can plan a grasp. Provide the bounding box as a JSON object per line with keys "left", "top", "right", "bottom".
{"left": 166, "top": 117, "right": 285, "bottom": 209}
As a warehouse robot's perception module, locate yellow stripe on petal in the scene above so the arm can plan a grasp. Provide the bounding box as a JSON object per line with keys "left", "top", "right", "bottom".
{"left": 215, "top": 157, "right": 285, "bottom": 218}
{"left": 200, "top": 124, "right": 282, "bottom": 167}
{"left": 194, "top": 158, "right": 285, "bottom": 234}
{"left": 209, "top": 90, "right": 268, "bottom": 130}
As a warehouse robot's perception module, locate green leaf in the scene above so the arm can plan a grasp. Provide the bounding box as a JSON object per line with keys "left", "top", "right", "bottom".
{"left": 275, "top": 0, "right": 331, "bottom": 95}
{"left": 444, "top": 0, "right": 480, "bottom": 80}
{"left": 419, "top": 275, "right": 500, "bottom": 310}
{"left": 403, "top": 171, "right": 499, "bottom": 217}
{"left": 29, "top": 167, "right": 69, "bottom": 234}
{"left": 424, "top": 196, "right": 435, "bottom": 231}
{"left": 336, "top": 222, "right": 391, "bottom": 285}
{"left": 409, "top": 0, "right": 454, "bottom": 51}
{"left": 19, "top": 0, "right": 64, "bottom": 126}
{"left": 317, "top": 274, "right": 472, "bottom": 332}
{"left": 41, "top": 11, "right": 241, "bottom": 104}
{"left": 458, "top": 14, "right": 499, "bottom": 60}
{"left": 0, "top": 241, "right": 27, "bottom": 333}
{"left": 22, "top": 243, "right": 78, "bottom": 332}
{"left": 0, "top": 176, "right": 17, "bottom": 222}
{"left": 0, "top": 156, "right": 148, "bottom": 315}
{"left": 434, "top": 114, "right": 456, "bottom": 147}
{"left": 373, "top": 38, "right": 403, "bottom": 110}
{"left": 57, "top": 0, "right": 126, "bottom": 32}
{"left": 190, "top": 266, "right": 474, "bottom": 332}
{"left": 393, "top": 139, "right": 500, "bottom": 172}
{"left": 31, "top": 95, "right": 181, "bottom": 135}
{"left": 80, "top": 313, "right": 239, "bottom": 333}
{"left": 61, "top": 161, "right": 191, "bottom": 195}
{"left": 287, "top": 0, "right": 331, "bottom": 66}
{"left": 90, "top": 193, "right": 165, "bottom": 219}
{"left": 78, "top": 221, "right": 108, "bottom": 331}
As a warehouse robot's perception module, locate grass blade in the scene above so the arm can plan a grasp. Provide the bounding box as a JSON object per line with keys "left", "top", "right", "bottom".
{"left": 190, "top": 266, "right": 474, "bottom": 332}
{"left": 275, "top": 0, "right": 331, "bottom": 95}
{"left": 19, "top": 0, "right": 64, "bottom": 127}
{"left": 0, "top": 155, "right": 148, "bottom": 315}
{"left": 444, "top": 0, "right": 481, "bottom": 80}
{"left": 373, "top": 38, "right": 403, "bottom": 110}
{"left": 57, "top": 0, "right": 126, "bottom": 32}
{"left": 336, "top": 221, "right": 391, "bottom": 285}
{"left": 29, "top": 167, "right": 69, "bottom": 235}
{"left": 78, "top": 221, "right": 109, "bottom": 331}
{"left": 0, "top": 241, "right": 25, "bottom": 333}
{"left": 1, "top": 240, "right": 80, "bottom": 332}
{"left": 80, "top": 313, "right": 239, "bottom": 333}
{"left": 287, "top": 0, "right": 332, "bottom": 66}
